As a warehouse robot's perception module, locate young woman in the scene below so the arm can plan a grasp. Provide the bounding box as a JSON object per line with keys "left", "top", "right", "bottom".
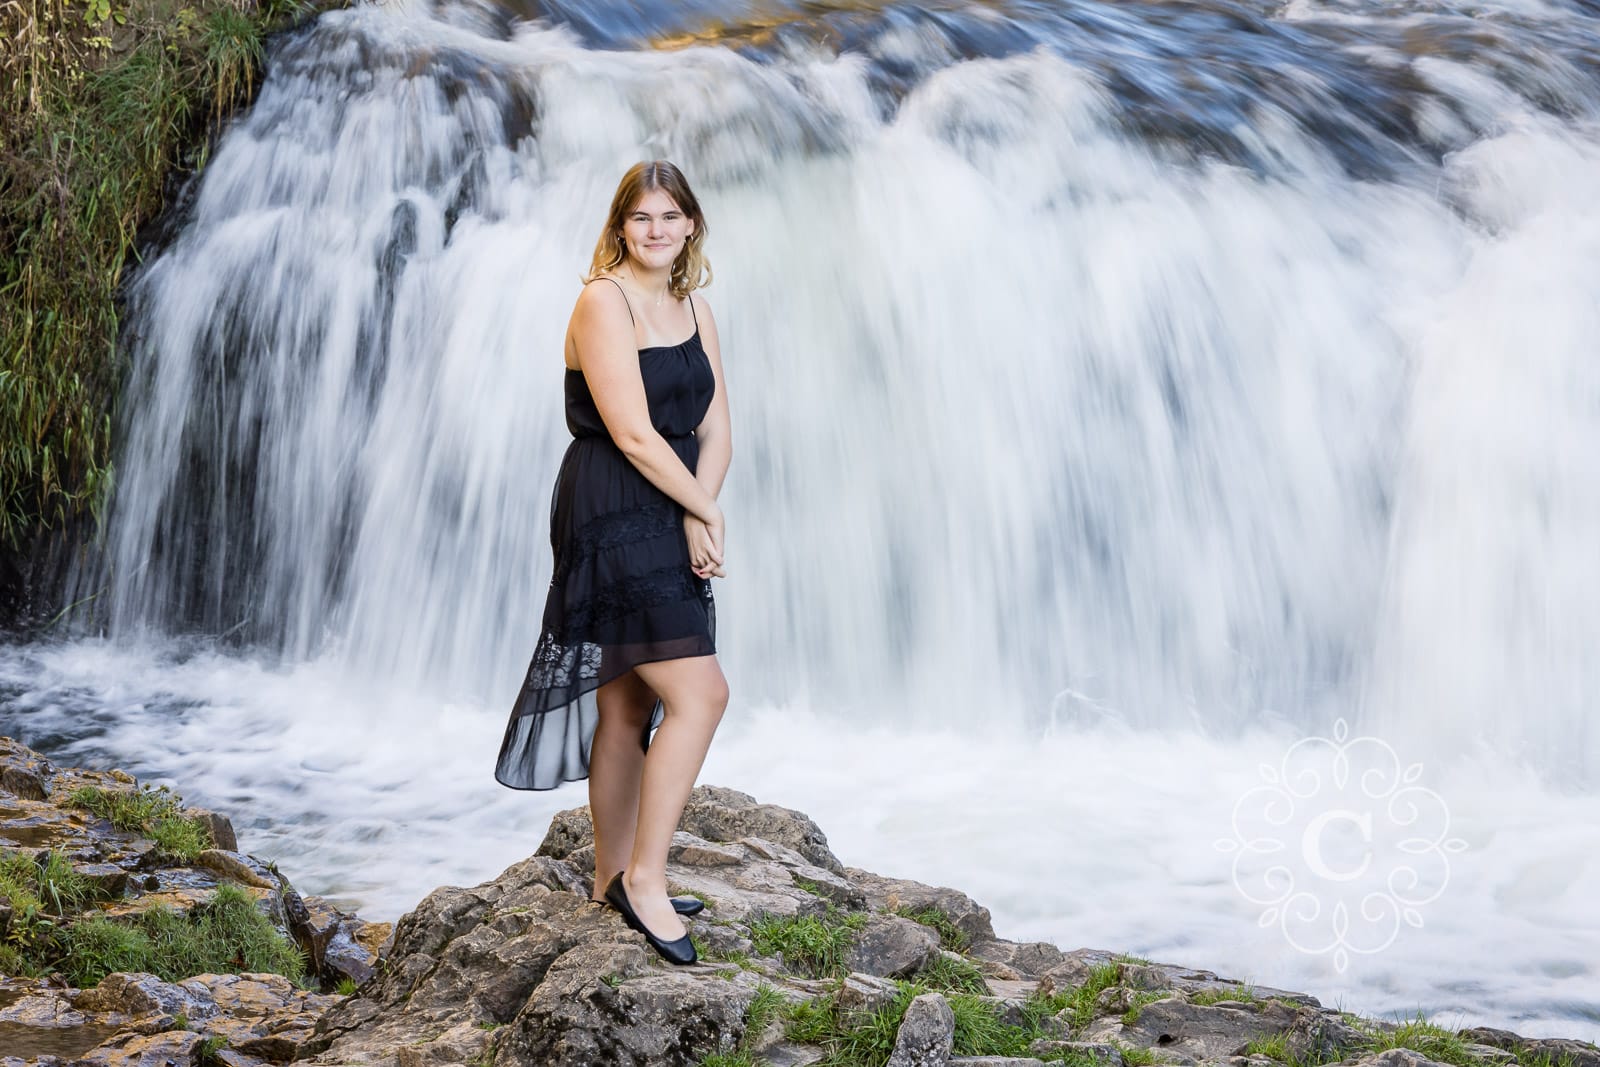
{"left": 494, "top": 160, "right": 731, "bottom": 966}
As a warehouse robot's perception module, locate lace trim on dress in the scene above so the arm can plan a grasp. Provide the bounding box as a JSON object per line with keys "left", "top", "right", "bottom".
{"left": 554, "top": 502, "right": 681, "bottom": 580}
{"left": 522, "top": 632, "right": 602, "bottom": 692}
{"left": 553, "top": 562, "right": 707, "bottom": 643}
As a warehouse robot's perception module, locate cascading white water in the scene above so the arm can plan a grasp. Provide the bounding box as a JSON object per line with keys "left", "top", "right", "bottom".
{"left": 74, "top": 0, "right": 1600, "bottom": 783}
{"left": 6, "top": 0, "right": 1599, "bottom": 1039}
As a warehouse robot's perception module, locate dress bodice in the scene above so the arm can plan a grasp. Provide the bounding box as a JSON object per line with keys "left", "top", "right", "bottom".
{"left": 564, "top": 329, "right": 714, "bottom": 441}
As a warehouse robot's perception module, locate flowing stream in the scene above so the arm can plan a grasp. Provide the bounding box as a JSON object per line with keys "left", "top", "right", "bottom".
{"left": 3, "top": 0, "right": 1599, "bottom": 1040}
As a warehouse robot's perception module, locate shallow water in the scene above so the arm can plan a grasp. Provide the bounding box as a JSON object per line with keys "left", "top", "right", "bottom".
{"left": 3, "top": 638, "right": 1596, "bottom": 1039}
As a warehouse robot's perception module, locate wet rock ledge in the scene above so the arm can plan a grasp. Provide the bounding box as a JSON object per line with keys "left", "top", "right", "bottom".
{"left": 4, "top": 736, "right": 1599, "bottom": 1067}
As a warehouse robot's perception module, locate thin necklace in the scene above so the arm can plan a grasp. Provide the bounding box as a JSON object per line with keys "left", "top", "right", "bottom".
{"left": 624, "top": 266, "right": 668, "bottom": 307}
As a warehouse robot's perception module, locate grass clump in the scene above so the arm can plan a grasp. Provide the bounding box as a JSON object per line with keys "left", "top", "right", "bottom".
{"left": 1361, "top": 1013, "right": 1475, "bottom": 1067}
{"left": 914, "top": 951, "right": 989, "bottom": 996}
{"left": 698, "top": 1054, "right": 760, "bottom": 1067}
{"left": 749, "top": 906, "right": 869, "bottom": 979}
{"left": 773, "top": 978, "right": 1120, "bottom": 1067}
{"left": 2, "top": 848, "right": 97, "bottom": 914}
{"left": 696, "top": 985, "right": 788, "bottom": 1066}
{"left": 1517, "top": 1053, "right": 1582, "bottom": 1067}
{"left": 891, "top": 904, "right": 971, "bottom": 953}
{"left": 1120, "top": 989, "right": 1170, "bottom": 1026}
{"left": 1055, "top": 963, "right": 1123, "bottom": 1034}
{"left": 68, "top": 784, "right": 213, "bottom": 861}
{"left": 1, "top": 847, "right": 120, "bottom": 971}
{"left": 1116, "top": 1042, "right": 1163, "bottom": 1066}
{"left": 743, "top": 984, "right": 785, "bottom": 1043}
{"left": 1190, "top": 984, "right": 1261, "bottom": 1006}
{"left": 58, "top": 882, "right": 304, "bottom": 986}
{"left": 949, "top": 991, "right": 1035, "bottom": 1057}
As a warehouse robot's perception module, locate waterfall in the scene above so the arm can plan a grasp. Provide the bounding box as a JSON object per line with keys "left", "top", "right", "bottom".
{"left": 63, "top": 0, "right": 1600, "bottom": 788}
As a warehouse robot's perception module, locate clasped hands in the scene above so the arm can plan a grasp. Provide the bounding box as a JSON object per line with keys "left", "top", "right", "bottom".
{"left": 685, "top": 511, "right": 725, "bottom": 579}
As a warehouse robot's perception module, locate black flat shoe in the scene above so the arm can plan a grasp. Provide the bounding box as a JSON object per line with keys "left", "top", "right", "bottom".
{"left": 590, "top": 893, "right": 704, "bottom": 916}
{"left": 604, "top": 872, "right": 697, "bottom": 966}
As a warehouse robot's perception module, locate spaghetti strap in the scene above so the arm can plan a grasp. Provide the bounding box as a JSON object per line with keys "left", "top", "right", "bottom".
{"left": 599, "top": 276, "right": 635, "bottom": 325}
{"left": 688, "top": 292, "right": 698, "bottom": 330}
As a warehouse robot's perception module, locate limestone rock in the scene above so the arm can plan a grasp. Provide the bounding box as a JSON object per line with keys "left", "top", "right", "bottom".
{"left": 1029, "top": 1040, "right": 1124, "bottom": 1065}
{"left": 846, "top": 867, "right": 996, "bottom": 945}
{"left": 970, "top": 938, "right": 1066, "bottom": 978}
{"left": 76, "top": 1029, "right": 204, "bottom": 1067}
{"left": 845, "top": 913, "right": 943, "bottom": 978}
{"left": 193, "top": 849, "right": 277, "bottom": 889}
{"left": 887, "top": 991, "right": 955, "bottom": 1067}
{"left": 836, "top": 971, "right": 905, "bottom": 1016}
{"left": 183, "top": 807, "right": 238, "bottom": 852}
{"left": 679, "top": 785, "right": 845, "bottom": 874}
{"left": 1365, "top": 1049, "right": 1460, "bottom": 1067}
{"left": 1087, "top": 995, "right": 1302, "bottom": 1061}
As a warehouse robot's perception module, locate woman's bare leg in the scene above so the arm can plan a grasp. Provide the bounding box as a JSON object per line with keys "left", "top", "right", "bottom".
{"left": 622, "top": 654, "right": 729, "bottom": 939}
{"left": 587, "top": 669, "right": 657, "bottom": 902}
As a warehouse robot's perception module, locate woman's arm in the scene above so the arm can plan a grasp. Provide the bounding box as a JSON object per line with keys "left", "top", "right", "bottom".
{"left": 573, "top": 281, "right": 722, "bottom": 525}
{"left": 690, "top": 292, "right": 732, "bottom": 499}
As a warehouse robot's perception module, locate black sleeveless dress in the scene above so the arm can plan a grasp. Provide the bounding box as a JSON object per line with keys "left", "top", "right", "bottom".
{"left": 494, "top": 282, "right": 717, "bottom": 791}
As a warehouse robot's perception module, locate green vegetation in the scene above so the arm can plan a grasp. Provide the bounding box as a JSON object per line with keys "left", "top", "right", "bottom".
{"left": 1355, "top": 1012, "right": 1478, "bottom": 1067}
{"left": 1, "top": 862, "right": 303, "bottom": 985}
{"left": 771, "top": 975, "right": 1137, "bottom": 1067}
{"left": 196, "top": 1034, "right": 229, "bottom": 1065}
{"left": 59, "top": 882, "right": 304, "bottom": 985}
{"left": 1517, "top": 1052, "right": 1582, "bottom": 1067}
{"left": 913, "top": 951, "right": 989, "bottom": 996}
{"left": 336, "top": 976, "right": 359, "bottom": 996}
{"left": 748, "top": 907, "right": 870, "bottom": 979}
{"left": 1189, "top": 984, "right": 1262, "bottom": 1006}
{"left": 1057, "top": 963, "right": 1123, "bottom": 1034}
{"left": 890, "top": 904, "right": 971, "bottom": 952}
{"left": 0, "top": 0, "right": 319, "bottom": 559}
{"left": 1245, "top": 1032, "right": 1299, "bottom": 1064}
{"left": 68, "top": 784, "right": 212, "bottom": 861}
{"left": 1120, "top": 989, "right": 1170, "bottom": 1026}
{"left": 697, "top": 1053, "right": 761, "bottom": 1067}
{"left": 1, "top": 848, "right": 117, "bottom": 968}
{"left": 694, "top": 984, "right": 787, "bottom": 1067}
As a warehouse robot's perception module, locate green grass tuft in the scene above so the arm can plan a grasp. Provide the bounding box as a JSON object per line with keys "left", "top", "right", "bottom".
{"left": 697, "top": 1054, "right": 760, "bottom": 1067}
{"left": 1121, "top": 990, "right": 1169, "bottom": 1026}
{"left": 1189, "top": 984, "right": 1261, "bottom": 1006}
{"left": 742, "top": 984, "right": 785, "bottom": 1045}
{"left": 749, "top": 907, "right": 869, "bottom": 979}
{"left": 915, "top": 951, "right": 989, "bottom": 996}
{"left": 891, "top": 905, "right": 972, "bottom": 952}
{"left": 68, "top": 784, "right": 212, "bottom": 861}
{"left": 1363, "top": 1013, "right": 1476, "bottom": 1067}
{"left": 1116, "top": 1041, "right": 1163, "bottom": 1066}
{"left": 57, "top": 883, "right": 303, "bottom": 986}
{"left": 949, "top": 991, "right": 1034, "bottom": 1057}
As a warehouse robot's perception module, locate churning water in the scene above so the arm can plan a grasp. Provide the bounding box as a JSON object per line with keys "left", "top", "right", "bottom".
{"left": 4, "top": 0, "right": 1599, "bottom": 1039}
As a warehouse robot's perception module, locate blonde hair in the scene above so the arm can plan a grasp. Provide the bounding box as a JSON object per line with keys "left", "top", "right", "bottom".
{"left": 584, "top": 160, "right": 712, "bottom": 297}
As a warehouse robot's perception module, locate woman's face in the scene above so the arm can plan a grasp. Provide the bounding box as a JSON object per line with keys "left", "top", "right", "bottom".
{"left": 621, "top": 189, "right": 694, "bottom": 272}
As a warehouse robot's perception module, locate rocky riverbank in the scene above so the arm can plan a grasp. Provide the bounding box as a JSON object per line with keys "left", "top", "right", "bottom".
{"left": 3, "top": 736, "right": 1598, "bottom": 1067}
